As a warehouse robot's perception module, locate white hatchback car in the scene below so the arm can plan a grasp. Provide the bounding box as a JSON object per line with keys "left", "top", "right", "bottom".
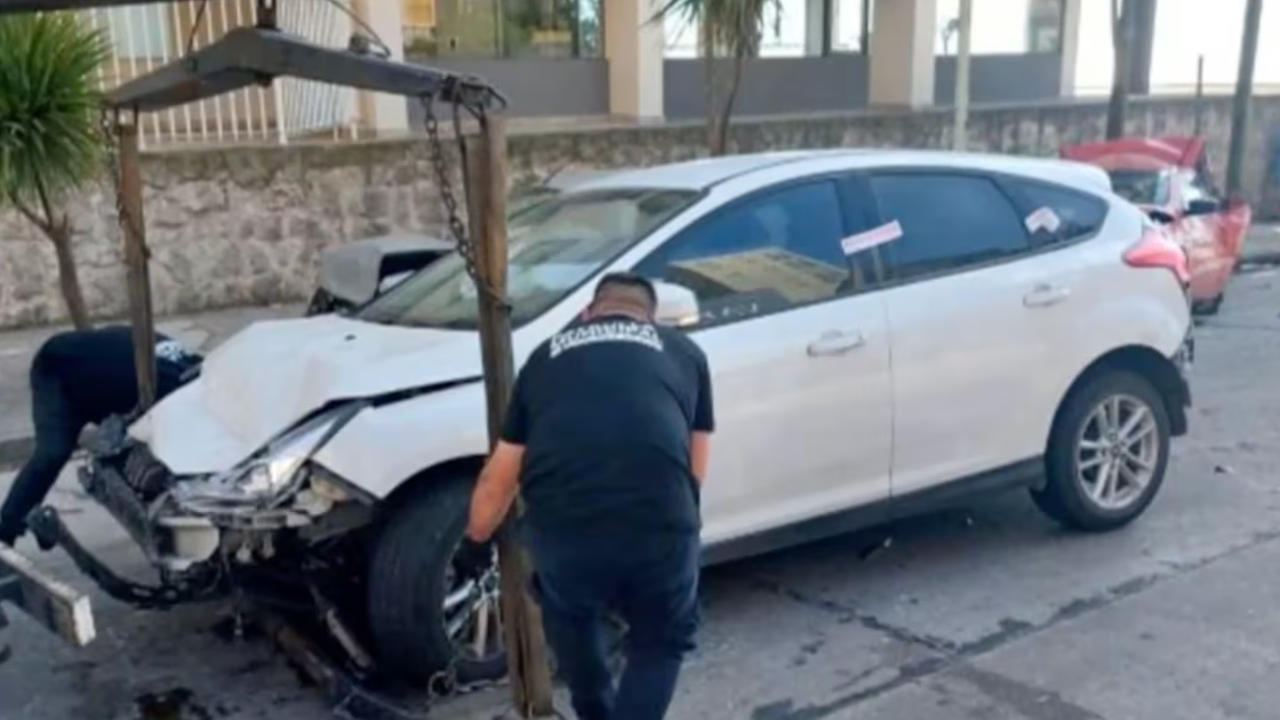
{"left": 51, "top": 150, "right": 1194, "bottom": 687}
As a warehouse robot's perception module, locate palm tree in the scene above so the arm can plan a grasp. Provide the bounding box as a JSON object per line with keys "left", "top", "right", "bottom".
{"left": 0, "top": 13, "right": 110, "bottom": 329}
{"left": 658, "top": 0, "right": 781, "bottom": 156}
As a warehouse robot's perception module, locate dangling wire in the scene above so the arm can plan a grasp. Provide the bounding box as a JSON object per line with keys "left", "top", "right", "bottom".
{"left": 185, "top": 0, "right": 210, "bottom": 55}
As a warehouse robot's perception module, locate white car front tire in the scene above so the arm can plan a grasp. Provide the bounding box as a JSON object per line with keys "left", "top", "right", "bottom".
{"left": 366, "top": 474, "right": 506, "bottom": 687}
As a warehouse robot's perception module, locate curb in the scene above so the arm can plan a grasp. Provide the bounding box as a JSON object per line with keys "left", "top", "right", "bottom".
{"left": 1239, "top": 251, "right": 1280, "bottom": 268}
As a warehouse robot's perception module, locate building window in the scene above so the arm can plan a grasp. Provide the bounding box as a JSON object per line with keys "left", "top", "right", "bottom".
{"left": 411, "top": 0, "right": 602, "bottom": 58}
{"left": 404, "top": 0, "right": 438, "bottom": 45}
{"left": 665, "top": 0, "right": 855, "bottom": 58}
{"left": 1027, "top": 0, "right": 1064, "bottom": 52}
{"left": 664, "top": 9, "right": 698, "bottom": 59}
{"left": 830, "top": 0, "right": 871, "bottom": 53}
{"left": 757, "top": 0, "right": 804, "bottom": 57}
{"left": 935, "top": 0, "right": 1063, "bottom": 55}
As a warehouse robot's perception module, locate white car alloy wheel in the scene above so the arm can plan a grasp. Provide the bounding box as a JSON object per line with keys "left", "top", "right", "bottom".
{"left": 1076, "top": 394, "right": 1161, "bottom": 511}
{"left": 443, "top": 543, "right": 504, "bottom": 663}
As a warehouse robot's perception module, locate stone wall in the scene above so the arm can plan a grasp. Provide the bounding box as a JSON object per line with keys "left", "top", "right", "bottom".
{"left": 2, "top": 95, "right": 1279, "bottom": 329}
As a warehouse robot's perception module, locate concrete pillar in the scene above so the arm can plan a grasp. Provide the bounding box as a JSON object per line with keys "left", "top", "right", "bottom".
{"left": 352, "top": 0, "right": 409, "bottom": 135}
{"left": 605, "top": 0, "right": 665, "bottom": 120}
{"left": 868, "top": 0, "right": 937, "bottom": 108}
{"left": 1058, "top": 0, "right": 1082, "bottom": 96}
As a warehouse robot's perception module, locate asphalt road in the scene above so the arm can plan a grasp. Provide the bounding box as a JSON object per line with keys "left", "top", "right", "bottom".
{"left": 1, "top": 267, "right": 1279, "bottom": 720}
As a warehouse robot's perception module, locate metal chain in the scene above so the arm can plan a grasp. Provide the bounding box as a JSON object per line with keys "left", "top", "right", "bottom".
{"left": 420, "top": 89, "right": 507, "bottom": 307}
{"left": 426, "top": 657, "right": 459, "bottom": 702}
{"left": 426, "top": 655, "right": 512, "bottom": 704}
{"left": 421, "top": 95, "right": 475, "bottom": 278}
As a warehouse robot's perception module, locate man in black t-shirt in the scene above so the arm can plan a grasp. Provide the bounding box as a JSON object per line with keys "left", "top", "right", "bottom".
{"left": 462, "top": 272, "right": 714, "bottom": 720}
{"left": 0, "top": 326, "right": 202, "bottom": 546}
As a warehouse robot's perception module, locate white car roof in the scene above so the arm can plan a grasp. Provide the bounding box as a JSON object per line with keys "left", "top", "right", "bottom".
{"left": 576, "top": 149, "right": 1112, "bottom": 196}
{"left": 575, "top": 150, "right": 853, "bottom": 191}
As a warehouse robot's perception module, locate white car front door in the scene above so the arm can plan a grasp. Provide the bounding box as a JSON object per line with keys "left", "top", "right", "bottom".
{"left": 632, "top": 178, "right": 893, "bottom": 546}
{"left": 867, "top": 170, "right": 1108, "bottom": 497}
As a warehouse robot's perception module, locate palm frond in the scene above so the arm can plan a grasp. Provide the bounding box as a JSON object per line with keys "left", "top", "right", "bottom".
{"left": 652, "top": 0, "right": 782, "bottom": 55}
{"left": 0, "top": 12, "right": 110, "bottom": 208}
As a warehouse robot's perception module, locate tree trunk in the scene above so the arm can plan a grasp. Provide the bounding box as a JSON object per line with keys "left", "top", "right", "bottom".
{"left": 47, "top": 223, "right": 91, "bottom": 330}
{"left": 702, "top": 16, "right": 720, "bottom": 155}
{"left": 713, "top": 51, "right": 746, "bottom": 156}
{"left": 1105, "top": 0, "right": 1130, "bottom": 139}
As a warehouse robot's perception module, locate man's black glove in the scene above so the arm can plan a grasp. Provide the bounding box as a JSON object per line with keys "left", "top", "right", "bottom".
{"left": 454, "top": 537, "right": 494, "bottom": 582}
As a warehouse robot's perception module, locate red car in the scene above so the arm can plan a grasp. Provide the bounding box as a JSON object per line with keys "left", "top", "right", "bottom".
{"left": 1062, "top": 136, "right": 1252, "bottom": 314}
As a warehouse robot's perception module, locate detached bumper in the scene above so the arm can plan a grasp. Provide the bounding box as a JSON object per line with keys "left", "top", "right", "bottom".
{"left": 0, "top": 543, "right": 96, "bottom": 651}
{"left": 16, "top": 454, "right": 227, "bottom": 613}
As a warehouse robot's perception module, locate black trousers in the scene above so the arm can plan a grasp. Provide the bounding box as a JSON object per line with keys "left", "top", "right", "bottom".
{"left": 527, "top": 528, "right": 700, "bottom": 720}
{"left": 0, "top": 356, "right": 87, "bottom": 543}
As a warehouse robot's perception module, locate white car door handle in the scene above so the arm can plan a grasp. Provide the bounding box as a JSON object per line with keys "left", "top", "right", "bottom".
{"left": 1024, "top": 284, "right": 1072, "bottom": 308}
{"left": 807, "top": 331, "right": 866, "bottom": 357}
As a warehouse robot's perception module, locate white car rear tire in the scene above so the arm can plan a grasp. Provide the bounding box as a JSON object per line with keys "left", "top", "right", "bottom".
{"left": 1032, "top": 369, "right": 1172, "bottom": 532}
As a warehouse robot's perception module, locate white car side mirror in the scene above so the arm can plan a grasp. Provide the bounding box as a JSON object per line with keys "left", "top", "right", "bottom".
{"left": 653, "top": 281, "right": 701, "bottom": 328}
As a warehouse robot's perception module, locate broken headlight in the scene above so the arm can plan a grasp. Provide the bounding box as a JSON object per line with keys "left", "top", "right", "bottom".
{"left": 174, "top": 407, "right": 352, "bottom": 508}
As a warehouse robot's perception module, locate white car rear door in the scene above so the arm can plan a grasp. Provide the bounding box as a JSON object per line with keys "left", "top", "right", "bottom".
{"left": 867, "top": 169, "right": 1107, "bottom": 497}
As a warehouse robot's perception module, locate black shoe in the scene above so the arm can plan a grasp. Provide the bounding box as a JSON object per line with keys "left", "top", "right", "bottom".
{"left": 24, "top": 508, "right": 58, "bottom": 552}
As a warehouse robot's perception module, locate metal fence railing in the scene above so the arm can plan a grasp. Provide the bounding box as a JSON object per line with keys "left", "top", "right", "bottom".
{"left": 82, "top": 0, "right": 360, "bottom": 148}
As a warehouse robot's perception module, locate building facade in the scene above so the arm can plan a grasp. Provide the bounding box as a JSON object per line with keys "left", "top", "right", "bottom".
{"left": 84, "top": 0, "right": 1279, "bottom": 144}
{"left": 401, "top": 0, "right": 1081, "bottom": 124}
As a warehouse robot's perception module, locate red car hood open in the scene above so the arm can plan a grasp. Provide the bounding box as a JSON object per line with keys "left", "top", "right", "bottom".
{"left": 1061, "top": 136, "right": 1205, "bottom": 172}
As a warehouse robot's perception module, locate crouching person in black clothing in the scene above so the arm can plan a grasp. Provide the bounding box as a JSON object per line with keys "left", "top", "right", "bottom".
{"left": 0, "top": 326, "right": 202, "bottom": 546}
{"left": 459, "top": 272, "right": 715, "bottom": 720}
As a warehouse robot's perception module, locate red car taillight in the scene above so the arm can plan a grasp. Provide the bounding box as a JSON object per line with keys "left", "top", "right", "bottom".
{"left": 1124, "top": 227, "right": 1191, "bottom": 285}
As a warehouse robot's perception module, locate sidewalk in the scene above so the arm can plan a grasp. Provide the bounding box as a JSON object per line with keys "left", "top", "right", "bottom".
{"left": 0, "top": 304, "right": 299, "bottom": 468}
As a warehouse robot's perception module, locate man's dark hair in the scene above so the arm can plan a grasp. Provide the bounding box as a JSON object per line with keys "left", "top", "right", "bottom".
{"left": 594, "top": 272, "right": 657, "bottom": 311}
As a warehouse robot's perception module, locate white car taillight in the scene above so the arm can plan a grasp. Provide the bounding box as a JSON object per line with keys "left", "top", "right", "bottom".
{"left": 1124, "top": 227, "right": 1191, "bottom": 285}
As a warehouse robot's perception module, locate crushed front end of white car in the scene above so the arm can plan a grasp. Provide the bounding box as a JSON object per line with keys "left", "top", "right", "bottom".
{"left": 29, "top": 399, "right": 377, "bottom": 612}
{"left": 25, "top": 182, "right": 701, "bottom": 687}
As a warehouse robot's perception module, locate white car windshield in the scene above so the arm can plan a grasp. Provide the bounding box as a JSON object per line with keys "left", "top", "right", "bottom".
{"left": 356, "top": 187, "right": 698, "bottom": 329}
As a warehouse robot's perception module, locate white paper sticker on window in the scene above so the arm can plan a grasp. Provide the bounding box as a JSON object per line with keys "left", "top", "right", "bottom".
{"left": 841, "top": 220, "right": 903, "bottom": 256}
{"left": 1025, "top": 206, "right": 1062, "bottom": 234}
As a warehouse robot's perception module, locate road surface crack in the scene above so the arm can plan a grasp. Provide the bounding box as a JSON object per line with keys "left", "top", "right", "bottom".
{"left": 747, "top": 578, "right": 954, "bottom": 653}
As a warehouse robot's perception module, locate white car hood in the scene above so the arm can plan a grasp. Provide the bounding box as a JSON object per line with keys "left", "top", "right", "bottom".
{"left": 134, "top": 314, "right": 483, "bottom": 474}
